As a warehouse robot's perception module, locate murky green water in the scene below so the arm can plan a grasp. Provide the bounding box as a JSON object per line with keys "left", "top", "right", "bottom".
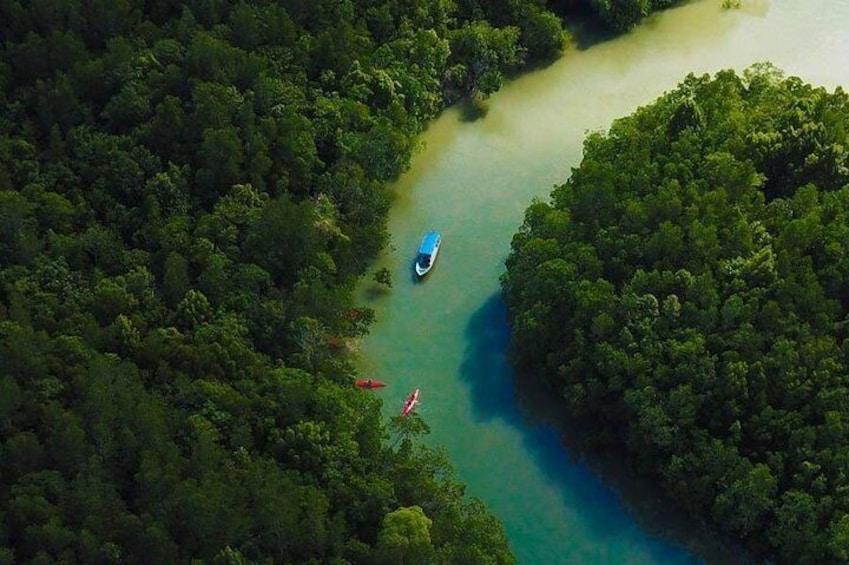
{"left": 356, "top": 1, "right": 849, "bottom": 563}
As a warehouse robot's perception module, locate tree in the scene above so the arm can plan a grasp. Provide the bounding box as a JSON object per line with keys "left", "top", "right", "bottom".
{"left": 0, "top": 190, "right": 38, "bottom": 265}
{"left": 502, "top": 66, "right": 849, "bottom": 563}
{"left": 712, "top": 462, "right": 777, "bottom": 535}
{"left": 195, "top": 127, "right": 244, "bottom": 203}
{"left": 243, "top": 194, "right": 322, "bottom": 288}
{"left": 447, "top": 21, "right": 522, "bottom": 98}
{"left": 593, "top": 0, "right": 650, "bottom": 31}
{"left": 373, "top": 267, "right": 392, "bottom": 288}
{"left": 518, "top": 6, "right": 567, "bottom": 58}
{"left": 162, "top": 251, "right": 190, "bottom": 307}
{"left": 375, "top": 506, "right": 435, "bottom": 565}
{"left": 0, "top": 0, "right": 551, "bottom": 561}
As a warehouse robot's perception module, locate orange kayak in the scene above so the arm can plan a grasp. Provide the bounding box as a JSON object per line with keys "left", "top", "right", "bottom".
{"left": 355, "top": 379, "right": 386, "bottom": 389}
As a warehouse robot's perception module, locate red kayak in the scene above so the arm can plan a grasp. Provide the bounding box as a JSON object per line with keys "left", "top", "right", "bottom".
{"left": 355, "top": 379, "right": 386, "bottom": 389}
{"left": 401, "top": 388, "right": 420, "bottom": 416}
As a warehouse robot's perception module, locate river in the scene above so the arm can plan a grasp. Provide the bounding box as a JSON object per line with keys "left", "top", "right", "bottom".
{"left": 355, "top": 1, "right": 849, "bottom": 563}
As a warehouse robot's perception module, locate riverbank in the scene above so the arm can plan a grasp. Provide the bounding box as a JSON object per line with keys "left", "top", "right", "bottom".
{"left": 357, "top": 1, "right": 849, "bottom": 562}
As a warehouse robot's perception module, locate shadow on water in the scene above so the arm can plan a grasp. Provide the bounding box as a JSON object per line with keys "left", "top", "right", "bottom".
{"left": 409, "top": 256, "right": 421, "bottom": 284}
{"left": 556, "top": 4, "right": 619, "bottom": 51}
{"left": 460, "top": 293, "right": 755, "bottom": 565}
{"left": 361, "top": 284, "right": 388, "bottom": 301}
{"left": 456, "top": 98, "right": 488, "bottom": 123}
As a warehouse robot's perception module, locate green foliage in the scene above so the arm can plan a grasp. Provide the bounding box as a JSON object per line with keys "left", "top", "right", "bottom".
{"left": 590, "top": 0, "right": 683, "bottom": 32}
{"left": 243, "top": 194, "right": 323, "bottom": 288}
{"left": 446, "top": 21, "right": 522, "bottom": 99}
{"left": 0, "top": 0, "right": 689, "bottom": 560}
{"left": 0, "top": 0, "right": 563, "bottom": 562}
{"left": 375, "top": 505, "right": 435, "bottom": 564}
{"left": 592, "top": 0, "right": 650, "bottom": 32}
{"left": 374, "top": 267, "right": 393, "bottom": 288}
{"left": 502, "top": 65, "right": 849, "bottom": 563}
{"left": 519, "top": 6, "right": 568, "bottom": 58}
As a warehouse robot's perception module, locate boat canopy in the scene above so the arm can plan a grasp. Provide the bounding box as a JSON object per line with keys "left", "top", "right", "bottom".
{"left": 418, "top": 231, "right": 440, "bottom": 255}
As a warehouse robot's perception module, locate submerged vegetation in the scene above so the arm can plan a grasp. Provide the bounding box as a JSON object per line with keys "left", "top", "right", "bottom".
{"left": 502, "top": 64, "right": 849, "bottom": 563}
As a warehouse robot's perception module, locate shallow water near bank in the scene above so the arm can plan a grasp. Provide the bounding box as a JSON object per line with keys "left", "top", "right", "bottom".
{"left": 356, "top": 1, "right": 849, "bottom": 563}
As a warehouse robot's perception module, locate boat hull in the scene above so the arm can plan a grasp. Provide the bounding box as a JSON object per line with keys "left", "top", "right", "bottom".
{"left": 415, "top": 231, "right": 441, "bottom": 277}
{"left": 401, "top": 388, "right": 420, "bottom": 416}
{"left": 355, "top": 379, "right": 386, "bottom": 389}
{"left": 415, "top": 259, "right": 434, "bottom": 277}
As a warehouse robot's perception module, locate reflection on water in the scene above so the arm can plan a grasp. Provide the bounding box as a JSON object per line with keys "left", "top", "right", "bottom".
{"left": 461, "top": 294, "right": 752, "bottom": 564}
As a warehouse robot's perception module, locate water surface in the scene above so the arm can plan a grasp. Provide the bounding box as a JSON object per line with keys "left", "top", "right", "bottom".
{"left": 357, "top": 1, "right": 849, "bottom": 563}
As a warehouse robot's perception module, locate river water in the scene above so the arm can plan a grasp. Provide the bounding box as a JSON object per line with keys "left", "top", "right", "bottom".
{"left": 355, "top": 1, "right": 849, "bottom": 563}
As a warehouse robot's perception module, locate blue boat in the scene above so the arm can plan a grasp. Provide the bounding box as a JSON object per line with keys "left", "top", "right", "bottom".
{"left": 415, "top": 231, "right": 442, "bottom": 277}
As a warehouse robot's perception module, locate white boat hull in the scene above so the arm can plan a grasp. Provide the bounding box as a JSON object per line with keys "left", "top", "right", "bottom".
{"left": 415, "top": 232, "right": 441, "bottom": 277}
{"left": 415, "top": 248, "right": 439, "bottom": 276}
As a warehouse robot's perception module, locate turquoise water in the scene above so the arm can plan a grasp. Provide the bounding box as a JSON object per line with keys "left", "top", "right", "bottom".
{"left": 357, "top": 1, "right": 849, "bottom": 563}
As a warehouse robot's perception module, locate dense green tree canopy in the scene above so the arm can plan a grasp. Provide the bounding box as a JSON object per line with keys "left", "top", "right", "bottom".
{"left": 0, "top": 0, "right": 691, "bottom": 562}
{"left": 591, "top": 0, "right": 679, "bottom": 32}
{"left": 0, "top": 0, "right": 578, "bottom": 561}
{"left": 502, "top": 64, "right": 849, "bottom": 563}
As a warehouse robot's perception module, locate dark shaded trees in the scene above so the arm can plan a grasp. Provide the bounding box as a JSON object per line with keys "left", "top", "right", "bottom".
{"left": 0, "top": 0, "right": 540, "bottom": 562}
{"left": 502, "top": 65, "right": 849, "bottom": 563}
{"left": 0, "top": 0, "right": 692, "bottom": 561}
